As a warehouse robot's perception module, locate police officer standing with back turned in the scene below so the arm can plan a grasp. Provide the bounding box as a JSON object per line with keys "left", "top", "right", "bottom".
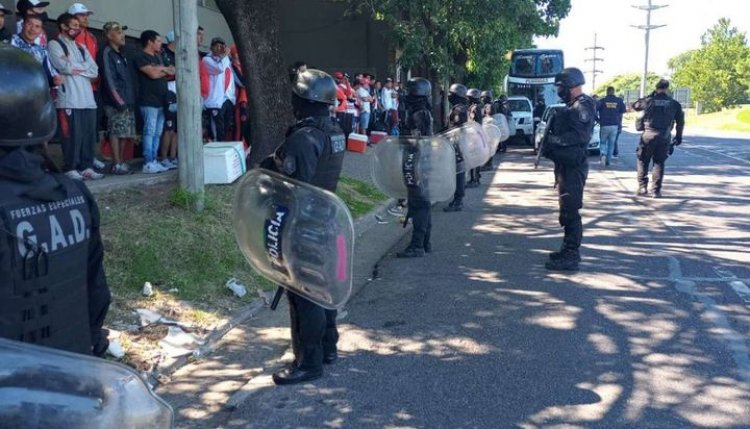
{"left": 262, "top": 69, "right": 346, "bottom": 385}
{"left": 466, "top": 88, "right": 484, "bottom": 188}
{"left": 632, "top": 79, "right": 685, "bottom": 198}
{"left": 0, "top": 46, "right": 111, "bottom": 357}
{"left": 480, "top": 90, "right": 496, "bottom": 171}
{"left": 443, "top": 83, "right": 469, "bottom": 212}
{"left": 397, "top": 77, "right": 434, "bottom": 258}
{"left": 541, "top": 67, "right": 595, "bottom": 272}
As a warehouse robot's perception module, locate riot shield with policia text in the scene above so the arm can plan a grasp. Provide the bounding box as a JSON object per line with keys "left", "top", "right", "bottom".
{"left": 233, "top": 169, "right": 354, "bottom": 310}
{"left": 439, "top": 122, "right": 491, "bottom": 170}
{"left": 0, "top": 338, "right": 174, "bottom": 429}
{"left": 370, "top": 136, "right": 456, "bottom": 203}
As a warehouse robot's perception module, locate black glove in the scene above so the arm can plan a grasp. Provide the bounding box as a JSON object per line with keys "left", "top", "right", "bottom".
{"left": 673, "top": 136, "right": 682, "bottom": 146}
{"left": 668, "top": 144, "right": 675, "bottom": 156}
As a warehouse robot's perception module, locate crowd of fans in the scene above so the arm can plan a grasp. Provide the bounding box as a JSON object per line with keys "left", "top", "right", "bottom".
{"left": 0, "top": 0, "right": 248, "bottom": 178}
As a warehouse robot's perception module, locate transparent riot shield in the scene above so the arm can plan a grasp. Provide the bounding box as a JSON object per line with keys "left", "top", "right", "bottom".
{"left": 492, "top": 114, "right": 511, "bottom": 143}
{"left": 370, "top": 136, "right": 456, "bottom": 203}
{"left": 440, "top": 122, "right": 491, "bottom": 170}
{"left": 0, "top": 338, "right": 173, "bottom": 429}
{"left": 233, "top": 169, "right": 354, "bottom": 309}
{"left": 481, "top": 119, "right": 502, "bottom": 155}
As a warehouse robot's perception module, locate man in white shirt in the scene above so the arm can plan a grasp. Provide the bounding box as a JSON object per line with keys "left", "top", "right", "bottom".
{"left": 202, "top": 37, "right": 236, "bottom": 141}
{"left": 380, "top": 77, "right": 400, "bottom": 135}
{"left": 356, "top": 78, "right": 372, "bottom": 135}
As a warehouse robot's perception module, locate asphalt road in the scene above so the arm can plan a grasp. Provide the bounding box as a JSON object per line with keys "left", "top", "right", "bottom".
{"left": 218, "top": 129, "right": 750, "bottom": 428}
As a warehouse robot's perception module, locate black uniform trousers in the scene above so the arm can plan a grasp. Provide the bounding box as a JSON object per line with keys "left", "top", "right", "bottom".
{"left": 288, "top": 290, "right": 338, "bottom": 371}
{"left": 407, "top": 196, "right": 431, "bottom": 250}
{"left": 469, "top": 167, "right": 481, "bottom": 183}
{"left": 452, "top": 170, "right": 466, "bottom": 204}
{"left": 637, "top": 130, "right": 670, "bottom": 192}
{"left": 555, "top": 161, "right": 588, "bottom": 252}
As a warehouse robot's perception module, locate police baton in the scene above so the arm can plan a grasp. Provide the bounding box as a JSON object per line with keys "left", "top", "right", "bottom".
{"left": 270, "top": 286, "right": 284, "bottom": 310}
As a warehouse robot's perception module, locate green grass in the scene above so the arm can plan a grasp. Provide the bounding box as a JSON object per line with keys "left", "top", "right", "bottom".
{"left": 96, "top": 176, "right": 386, "bottom": 326}
{"left": 336, "top": 176, "right": 389, "bottom": 218}
{"left": 684, "top": 105, "right": 750, "bottom": 133}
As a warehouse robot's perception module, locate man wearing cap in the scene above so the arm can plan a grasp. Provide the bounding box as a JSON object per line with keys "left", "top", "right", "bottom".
{"left": 159, "top": 31, "right": 179, "bottom": 170}
{"left": 632, "top": 79, "right": 685, "bottom": 198}
{"left": 0, "top": 2, "right": 12, "bottom": 43}
{"left": 48, "top": 13, "right": 102, "bottom": 181}
{"left": 202, "top": 36, "right": 236, "bottom": 141}
{"left": 68, "top": 3, "right": 96, "bottom": 65}
{"left": 99, "top": 21, "right": 135, "bottom": 175}
{"left": 15, "top": 0, "right": 49, "bottom": 46}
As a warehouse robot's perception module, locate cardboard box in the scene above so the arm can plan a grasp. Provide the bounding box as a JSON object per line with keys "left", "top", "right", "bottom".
{"left": 347, "top": 133, "right": 368, "bottom": 153}
{"left": 203, "top": 141, "right": 247, "bottom": 184}
{"left": 369, "top": 131, "right": 388, "bottom": 144}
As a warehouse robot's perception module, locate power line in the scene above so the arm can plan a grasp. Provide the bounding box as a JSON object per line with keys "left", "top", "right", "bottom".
{"left": 584, "top": 33, "right": 604, "bottom": 92}
{"left": 631, "top": 0, "right": 668, "bottom": 97}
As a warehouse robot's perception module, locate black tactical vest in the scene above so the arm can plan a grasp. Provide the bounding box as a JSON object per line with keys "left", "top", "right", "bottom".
{"left": 0, "top": 174, "right": 92, "bottom": 354}
{"left": 285, "top": 116, "right": 346, "bottom": 192}
{"left": 643, "top": 94, "right": 679, "bottom": 132}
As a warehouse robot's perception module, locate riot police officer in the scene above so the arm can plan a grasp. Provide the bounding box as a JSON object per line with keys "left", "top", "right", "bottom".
{"left": 262, "top": 69, "right": 346, "bottom": 385}
{"left": 480, "top": 90, "right": 497, "bottom": 171}
{"left": 466, "top": 88, "right": 484, "bottom": 188}
{"left": 0, "top": 45, "right": 111, "bottom": 356}
{"left": 541, "top": 67, "right": 595, "bottom": 271}
{"left": 493, "top": 95, "right": 512, "bottom": 152}
{"left": 444, "top": 83, "right": 469, "bottom": 212}
{"left": 632, "top": 79, "right": 685, "bottom": 198}
{"left": 397, "top": 77, "right": 434, "bottom": 258}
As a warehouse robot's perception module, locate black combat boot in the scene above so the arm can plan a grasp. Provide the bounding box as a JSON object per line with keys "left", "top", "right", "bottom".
{"left": 545, "top": 249, "right": 581, "bottom": 271}
{"left": 443, "top": 200, "right": 463, "bottom": 212}
{"left": 549, "top": 249, "right": 581, "bottom": 262}
{"left": 636, "top": 186, "right": 648, "bottom": 196}
{"left": 652, "top": 190, "right": 662, "bottom": 199}
{"left": 397, "top": 247, "right": 425, "bottom": 258}
{"left": 424, "top": 241, "right": 432, "bottom": 254}
{"left": 273, "top": 346, "right": 324, "bottom": 385}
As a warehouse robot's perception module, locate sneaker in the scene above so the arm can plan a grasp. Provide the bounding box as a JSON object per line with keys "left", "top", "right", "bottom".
{"left": 93, "top": 158, "right": 106, "bottom": 171}
{"left": 169, "top": 158, "right": 179, "bottom": 169}
{"left": 80, "top": 168, "right": 104, "bottom": 180}
{"left": 636, "top": 187, "right": 648, "bottom": 197}
{"left": 652, "top": 190, "right": 662, "bottom": 199}
{"left": 612, "top": 155, "right": 619, "bottom": 159}
{"left": 111, "top": 163, "right": 132, "bottom": 175}
{"left": 387, "top": 206, "right": 404, "bottom": 216}
{"left": 65, "top": 170, "right": 84, "bottom": 180}
{"left": 396, "top": 247, "right": 425, "bottom": 258}
{"left": 160, "top": 159, "right": 176, "bottom": 170}
{"left": 143, "top": 161, "right": 166, "bottom": 174}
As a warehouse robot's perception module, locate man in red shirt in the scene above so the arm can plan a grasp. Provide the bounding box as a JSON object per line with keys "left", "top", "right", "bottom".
{"left": 334, "top": 71, "right": 354, "bottom": 137}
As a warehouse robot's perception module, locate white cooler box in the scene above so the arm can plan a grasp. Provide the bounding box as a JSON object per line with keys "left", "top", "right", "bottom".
{"left": 203, "top": 141, "right": 247, "bottom": 184}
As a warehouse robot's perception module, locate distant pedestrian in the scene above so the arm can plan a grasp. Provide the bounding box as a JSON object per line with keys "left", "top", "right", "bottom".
{"left": 596, "top": 86, "right": 626, "bottom": 167}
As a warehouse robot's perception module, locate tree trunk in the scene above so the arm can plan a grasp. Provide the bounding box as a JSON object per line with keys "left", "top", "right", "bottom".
{"left": 215, "top": 0, "right": 293, "bottom": 166}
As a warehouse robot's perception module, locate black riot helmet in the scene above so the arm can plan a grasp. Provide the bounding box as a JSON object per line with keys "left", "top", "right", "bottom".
{"left": 0, "top": 45, "right": 57, "bottom": 147}
{"left": 449, "top": 83, "right": 468, "bottom": 99}
{"left": 406, "top": 77, "right": 432, "bottom": 97}
{"left": 554, "top": 67, "right": 585, "bottom": 89}
{"left": 467, "top": 88, "right": 481, "bottom": 101}
{"left": 480, "top": 90, "right": 493, "bottom": 100}
{"left": 292, "top": 69, "right": 337, "bottom": 105}
{"left": 554, "top": 67, "right": 585, "bottom": 103}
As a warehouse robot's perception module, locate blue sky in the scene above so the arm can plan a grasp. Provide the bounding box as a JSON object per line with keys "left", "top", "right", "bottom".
{"left": 534, "top": 0, "right": 750, "bottom": 91}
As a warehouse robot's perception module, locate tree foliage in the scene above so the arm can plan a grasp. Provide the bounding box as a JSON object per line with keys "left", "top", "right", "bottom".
{"left": 670, "top": 18, "right": 750, "bottom": 112}
{"left": 356, "top": 0, "right": 571, "bottom": 90}
{"left": 593, "top": 72, "right": 661, "bottom": 98}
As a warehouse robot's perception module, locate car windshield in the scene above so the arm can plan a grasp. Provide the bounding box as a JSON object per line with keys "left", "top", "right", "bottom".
{"left": 508, "top": 100, "right": 531, "bottom": 112}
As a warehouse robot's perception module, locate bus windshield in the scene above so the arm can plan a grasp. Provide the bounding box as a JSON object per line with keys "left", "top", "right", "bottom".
{"left": 510, "top": 50, "right": 564, "bottom": 77}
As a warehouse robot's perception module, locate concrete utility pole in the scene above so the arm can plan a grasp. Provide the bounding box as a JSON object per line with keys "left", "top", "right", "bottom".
{"left": 631, "top": 0, "right": 667, "bottom": 97}
{"left": 584, "top": 33, "right": 604, "bottom": 93}
{"left": 172, "top": 0, "right": 205, "bottom": 211}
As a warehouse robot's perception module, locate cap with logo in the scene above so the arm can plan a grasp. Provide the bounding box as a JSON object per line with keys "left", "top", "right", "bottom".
{"left": 16, "top": 0, "right": 50, "bottom": 14}
{"left": 103, "top": 21, "right": 128, "bottom": 34}
{"left": 68, "top": 2, "right": 93, "bottom": 15}
{"left": 211, "top": 37, "right": 226, "bottom": 46}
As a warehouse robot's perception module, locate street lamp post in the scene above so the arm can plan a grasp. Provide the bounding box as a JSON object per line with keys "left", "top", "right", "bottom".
{"left": 631, "top": 0, "right": 667, "bottom": 98}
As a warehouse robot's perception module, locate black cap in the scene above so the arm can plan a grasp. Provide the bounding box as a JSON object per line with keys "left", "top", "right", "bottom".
{"left": 211, "top": 37, "right": 226, "bottom": 46}
{"left": 16, "top": 0, "right": 49, "bottom": 15}
{"left": 0, "top": 2, "right": 12, "bottom": 14}
{"left": 656, "top": 79, "right": 670, "bottom": 90}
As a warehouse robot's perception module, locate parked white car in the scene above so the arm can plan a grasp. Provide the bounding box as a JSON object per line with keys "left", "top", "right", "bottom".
{"left": 534, "top": 103, "right": 601, "bottom": 155}
{"left": 507, "top": 96, "right": 534, "bottom": 145}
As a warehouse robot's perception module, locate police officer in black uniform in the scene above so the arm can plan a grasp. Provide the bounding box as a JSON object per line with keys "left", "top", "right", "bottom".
{"left": 493, "top": 95, "right": 512, "bottom": 153}
{"left": 0, "top": 46, "right": 111, "bottom": 356}
{"left": 397, "top": 77, "right": 434, "bottom": 258}
{"left": 541, "top": 67, "right": 595, "bottom": 271}
{"left": 444, "top": 83, "right": 469, "bottom": 212}
{"left": 263, "top": 69, "right": 346, "bottom": 385}
{"left": 632, "top": 79, "right": 685, "bottom": 198}
{"left": 466, "top": 88, "right": 484, "bottom": 188}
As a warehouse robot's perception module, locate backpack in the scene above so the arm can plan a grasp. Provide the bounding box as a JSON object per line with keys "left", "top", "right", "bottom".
{"left": 50, "top": 38, "right": 87, "bottom": 60}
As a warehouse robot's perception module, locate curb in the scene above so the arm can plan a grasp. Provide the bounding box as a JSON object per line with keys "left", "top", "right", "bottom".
{"left": 86, "top": 170, "right": 178, "bottom": 195}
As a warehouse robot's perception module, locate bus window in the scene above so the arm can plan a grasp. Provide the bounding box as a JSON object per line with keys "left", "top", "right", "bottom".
{"left": 537, "top": 54, "right": 562, "bottom": 75}
{"left": 512, "top": 55, "right": 535, "bottom": 76}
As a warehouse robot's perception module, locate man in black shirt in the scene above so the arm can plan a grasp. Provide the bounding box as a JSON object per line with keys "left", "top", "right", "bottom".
{"left": 134, "top": 30, "right": 174, "bottom": 174}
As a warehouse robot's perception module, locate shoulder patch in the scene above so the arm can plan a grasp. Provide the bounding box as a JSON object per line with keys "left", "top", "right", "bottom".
{"left": 330, "top": 134, "right": 346, "bottom": 153}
